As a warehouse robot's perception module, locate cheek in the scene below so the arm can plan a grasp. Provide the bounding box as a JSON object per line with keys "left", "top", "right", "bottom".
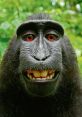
{"left": 20, "top": 41, "right": 31, "bottom": 56}
{"left": 49, "top": 42, "right": 62, "bottom": 68}
{"left": 50, "top": 41, "right": 62, "bottom": 56}
{"left": 19, "top": 44, "right": 30, "bottom": 67}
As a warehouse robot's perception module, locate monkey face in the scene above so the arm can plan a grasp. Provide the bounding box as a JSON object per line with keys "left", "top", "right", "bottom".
{"left": 16, "top": 20, "right": 64, "bottom": 97}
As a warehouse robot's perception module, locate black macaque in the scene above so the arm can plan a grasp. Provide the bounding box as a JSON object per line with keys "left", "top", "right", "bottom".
{"left": 0, "top": 13, "right": 82, "bottom": 117}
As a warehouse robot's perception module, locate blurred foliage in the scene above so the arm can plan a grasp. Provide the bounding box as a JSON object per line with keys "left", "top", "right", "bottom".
{"left": 0, "top": 0, "right": 82, "bottom": 75}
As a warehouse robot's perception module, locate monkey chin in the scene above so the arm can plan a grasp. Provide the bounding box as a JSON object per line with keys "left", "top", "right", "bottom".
{"left": 21, "top": 69, "right": 60, "bottom": 97}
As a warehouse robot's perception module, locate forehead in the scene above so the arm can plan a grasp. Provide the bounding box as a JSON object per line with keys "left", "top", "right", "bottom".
{"left": 16, "top": 20, "right": 64, "bottom": 36}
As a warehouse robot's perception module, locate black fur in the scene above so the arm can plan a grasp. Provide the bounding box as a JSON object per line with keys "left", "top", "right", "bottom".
{"left": 28, "top": 13, "right": 51, "bottom": 20}
{"left": 0, "top": 13, "right": 82, "bottom": 117}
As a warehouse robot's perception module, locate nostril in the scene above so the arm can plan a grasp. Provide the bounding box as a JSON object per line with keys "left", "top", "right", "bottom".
{"left": 42, "top": 56, "right": 50, "bottom": 61}
{"left": 33, "top": 56, "right": 41, "bottom": 61}
{"left": 33, "top": 55, "right": 50, "bottom": 61}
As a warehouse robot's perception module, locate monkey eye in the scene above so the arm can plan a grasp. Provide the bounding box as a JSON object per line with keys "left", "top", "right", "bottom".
{"left": 45, "top": 34, "right": 59, "bottom": 42}
{"left": 22, "top": 34, "right": 36, "bottom": 42}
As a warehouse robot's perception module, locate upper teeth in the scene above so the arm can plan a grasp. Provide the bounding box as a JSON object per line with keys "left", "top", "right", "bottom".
{"left": 26, "top": 70, "right": 55, "bottom": 80}
{"left": 33, "top": 70, "right": 48, "bottom": 77}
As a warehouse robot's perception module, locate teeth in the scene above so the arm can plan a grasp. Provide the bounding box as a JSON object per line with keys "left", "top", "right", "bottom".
{"left": 50, "top": 75, "right": 53, "bottom": 79}
{"left": 29, "top": 74, "right": 54, "bottom": 80}
{"left": 32, "top": 78, "right": 35, "bottom": 80}
{"left": 33, "top": 71, "right": 41, "bottom": 77}
{"left": 26, "top": 70, "right": 55, "bottom": 80}
{"left": 27, "top": 74, "right": 30, "bottom": 78}
{"left": 36, "top": 78, "right": 42, "bottom": 80}
{"left": 33, "top": 70, "right": 48, "bottom": 78}
{"left": 27, "top": 74, "right": 32, "bottom": 80}
{"left": 40, "top": 70, "right": 48, "bottom": 77}
{"left": 52, "top": 73, "right": 54, "bottom": 77}
{"left": 41, "top": 78, "right": 46, "bottom": 80}
{"left": 49, "top": 70, "right": 55, "bottom": 74}
{"left": 47, "top": 76, "right": 50, "bottom": 79}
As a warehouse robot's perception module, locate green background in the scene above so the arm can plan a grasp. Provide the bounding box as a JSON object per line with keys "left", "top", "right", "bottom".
{"left": 0, "top": 0, "right": 82, "bottom": 75}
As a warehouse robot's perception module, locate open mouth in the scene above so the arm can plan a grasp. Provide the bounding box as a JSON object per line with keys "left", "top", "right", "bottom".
{"left": 23, "top": 69, "right": 59, "bottom": 81}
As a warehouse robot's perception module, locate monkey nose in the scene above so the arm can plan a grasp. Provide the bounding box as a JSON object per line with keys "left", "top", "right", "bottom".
{"left": 33, "top": 51, "right": 50, "bottom": 61}
{"left": 33, "top": 55, "right": 50, "bottom": 61}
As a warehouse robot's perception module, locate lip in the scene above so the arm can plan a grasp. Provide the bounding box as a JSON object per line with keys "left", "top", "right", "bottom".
{"left": 21, "top": 69, "right": 60, "bottom": 96}
{"left": 22, "top": 69, "right": 59, "bottom": 82}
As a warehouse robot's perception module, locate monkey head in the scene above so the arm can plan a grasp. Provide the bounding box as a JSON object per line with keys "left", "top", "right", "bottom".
{"left": 16, "top": 14, "right": 64, "bottom": 97}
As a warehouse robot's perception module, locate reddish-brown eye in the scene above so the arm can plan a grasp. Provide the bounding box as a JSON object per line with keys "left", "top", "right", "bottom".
{"left": 46, "top": 34, "right": 58, "bottom": 42}
{"left": 22, "top": 34, "right": 35, "bottom": 42}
